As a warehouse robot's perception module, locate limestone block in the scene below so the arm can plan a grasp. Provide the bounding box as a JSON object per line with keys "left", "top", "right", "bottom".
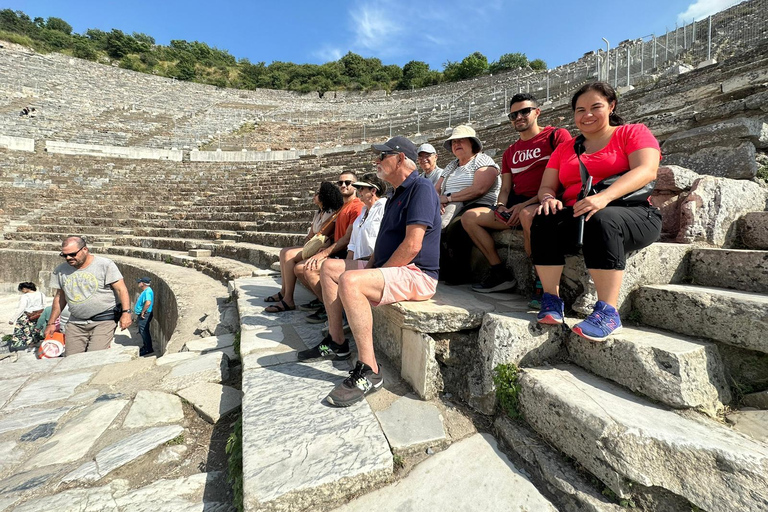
{"left": 12, "top": 486, "right": 118, "bottom": 512}
{"left": 742, "top": 390, "right": 768, "bottom": 409}
{"left": 0, "top": 406, "right": 71, "bottom": 435}
{"left": 188, "top": 249, "right": 211, "bottom": 257}
{"left": 0, "top": 355, "right": 61, "bottom": 380}
{"left": 727, "top": 410, "right": 768, "bottom": 444}
{"left": 567, "top": 326, "right": 731, "bottom": 412}
{"left": 654, "top": 165, "right": 700, "bottom": 193}
{"left": 739, "top": 212, "right": 768, "bottom": 250}
{"left": 721, "top": 67, "right": 768, "bottom": 95}
{"left": 25, "top": 400, "right": 128, "bottom": 469}
{"left": 156, "top": 352, "right": 198, "bottom": 366}
{"left": 242, "top": 361, "right": 391, "bottom": 511}
{"left": 0, "top": 376, "right": 27, "bottom": 409}
{"left": 62, "top": 425, "right": 184, "bottom": 484}
{"left": 91, "top": 357, "right": 155, "bottom": 386}
{"left": 677, "top": 176, "right": 768, "bottom": 246}
{"left": 371, "top": 308, "right": 404, "bottom": 373}
{"left": 176, "top": 383, "right": 242, "bottom": 423}
{"left": 183, "top": 333, "right": 235, "bottom": 354}
{"left": 375, "top": 394, "right": 446, "bottom": 455}
{"left": 494, "top": 417, "right": 626, "bottom": 512}
{"left": 334, "top": 434, "right": 557, "bottom": 512}
{"left": 400, "top": 330, "right": 439, "bottom": 400}
{"left": 690, "top": 248, "right": 768, "bottom": 293}
{"left": 663, "top": 142, "right": 757, "bottom": 179}
{"left": 161, "top": 352, "right": 229, "bottom": 392}
{"left": 634, "top": 284, "right": 768, "bottom": 354}
{"left": 112, "top": 472, "right": 227, "bottom": 511}
{"left": 474, "top": 312, "right": 564, "bottom": 414}
{"left": 4, "top": 371, "right": 93, "bottom": 411}
{"left": 54, "top": 347, "right": 135, "bottom": 372}
{"left": 662, "top": 117, "right": 768, "bottom": 153}
{"left": 519, "top": 366, "right": 768, "bottom": 512}
{"left": 123, "top": 390, "right": 184, "bottom": 428}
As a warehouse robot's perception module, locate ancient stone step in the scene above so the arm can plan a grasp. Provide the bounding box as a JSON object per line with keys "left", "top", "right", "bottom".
{"left": 333, "top": 433, "right": 557, "bottom": 512}
{"left": 739, "top": 211, "right": 768, "bottom": 250}
{"left": 566, "top": 324, "right": 731, "bottom": 413}
{"left": 689, "top": 247, "right": 768, "bottom": 293}
{"left": 633, "top": 284, "right": 768, "bottom": 353}
{"left": 519, "top": 365, "right": 768, "bottom": 512}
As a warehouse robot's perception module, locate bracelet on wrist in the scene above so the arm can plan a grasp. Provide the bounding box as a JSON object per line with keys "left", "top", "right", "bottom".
{"left": 541, "top": 194, "right": 555, "bottom": 202}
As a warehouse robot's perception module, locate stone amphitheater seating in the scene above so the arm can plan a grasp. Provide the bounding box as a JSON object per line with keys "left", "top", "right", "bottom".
{"left": 1, "top": 25, "right": 768, "bottom": 512}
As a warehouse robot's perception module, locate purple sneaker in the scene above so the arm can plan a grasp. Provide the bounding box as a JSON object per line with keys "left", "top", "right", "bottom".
{"left": 537, "top": 293, "right": 564, "bottom": 325}
{"left": 572, "top": 301, "right": 622, "bottom": 342}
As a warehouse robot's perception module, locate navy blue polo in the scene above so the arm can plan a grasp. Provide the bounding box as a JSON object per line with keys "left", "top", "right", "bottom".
{"left": 372, "top": 170, "right": 441, "bottom": 279}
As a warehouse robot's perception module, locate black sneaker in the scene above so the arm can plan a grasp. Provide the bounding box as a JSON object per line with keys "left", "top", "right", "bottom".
{"left": 305, "top": 306, "right": 328, "bottom": 324}
{"left": 298, "top": 298, "right": 323, "bottom": 312}
{"left": 296, "top": 335, "right": 350, "bottom": 361}
{"left": 471, "top": 268, "right": 516, "bottom": 293}
{"left": 326, "top": 361, "right": 383, "bottom": 407}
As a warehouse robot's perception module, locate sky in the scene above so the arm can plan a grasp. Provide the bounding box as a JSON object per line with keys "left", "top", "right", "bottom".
{"left": 3, "top": 0, "right": 743, "bottom": 70}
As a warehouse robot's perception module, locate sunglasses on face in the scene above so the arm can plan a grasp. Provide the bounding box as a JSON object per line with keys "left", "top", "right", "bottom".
{"left": 508, "top": 107, "right": 536, "bottom": 120}
{"left": 377, "top": 151, "right": 398, "bottom": 162}
{"left": 60, "top": 247, "right": 84, "bottom": 258}
{"left": 337, "top": 180, "right": 354, "bottom": 187}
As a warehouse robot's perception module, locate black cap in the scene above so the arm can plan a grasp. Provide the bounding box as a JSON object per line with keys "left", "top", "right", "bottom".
{"left": 137, "top": 277, "right": 151, "bottom": 284}
{"left": 372, "top": 136, "right": 418, "bottom": 163}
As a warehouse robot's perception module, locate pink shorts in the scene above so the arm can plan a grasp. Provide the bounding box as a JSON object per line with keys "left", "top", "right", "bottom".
{"left": 373, "top": 263, "right": 438, "bottom": 306}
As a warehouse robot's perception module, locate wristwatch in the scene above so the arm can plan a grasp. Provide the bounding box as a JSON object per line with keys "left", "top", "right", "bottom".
{"left": 446, "top": 193, "right": 452, "bottom": 203}
{"left": 121, "top": 310, "right": 130, "bottom": 313}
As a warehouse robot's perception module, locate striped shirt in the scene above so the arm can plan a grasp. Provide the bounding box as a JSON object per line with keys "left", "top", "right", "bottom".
{"left": 441, "top": 153, "right": 501, "bottom": 207}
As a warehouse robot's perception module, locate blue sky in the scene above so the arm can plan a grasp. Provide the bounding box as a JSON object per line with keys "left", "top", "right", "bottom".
{"left": 4, "top": 0, "right": 741, "bottom": 69}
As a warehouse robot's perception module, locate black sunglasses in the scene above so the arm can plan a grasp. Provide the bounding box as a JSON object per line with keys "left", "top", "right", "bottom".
{"left": 508, "top": 107, "right": 536, "bottom": 120}
{"left": 60, "top": 246, "right": 84, "bottom": 258}
{"left": 336, "top": 180, "right": 354, "bottom": 187}
{"left": 377, "top": 151, "right": 398, "bottom": 162}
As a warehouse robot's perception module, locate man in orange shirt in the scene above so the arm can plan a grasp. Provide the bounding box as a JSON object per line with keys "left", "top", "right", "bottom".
{"left": 296, "top": 171, "right": 363, "bottom": 322}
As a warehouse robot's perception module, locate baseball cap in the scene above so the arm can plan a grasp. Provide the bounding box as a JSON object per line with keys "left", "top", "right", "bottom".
{"left": 417, "top": 143, "right": 437, "bottom": 155}
{"left": 137, "top": 277, "right": 151, "bottom": 284}
{"left": 372, "top": 136, "right": 418, "bottom": 163}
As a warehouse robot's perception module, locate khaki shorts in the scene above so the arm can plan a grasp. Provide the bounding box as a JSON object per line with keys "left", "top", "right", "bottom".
{"left": 374, "top": 264, "right": 438, "bottom": 306}
{"left": 65, "top": 320, "right": 116, "bottom": 355}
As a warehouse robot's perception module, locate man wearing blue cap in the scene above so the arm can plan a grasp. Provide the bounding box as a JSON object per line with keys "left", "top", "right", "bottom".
{"left": 135, "top": 277, "right": 155, "bottom": 356}
{"left": 299, "top": 136, "right": 441, "bottom": 407}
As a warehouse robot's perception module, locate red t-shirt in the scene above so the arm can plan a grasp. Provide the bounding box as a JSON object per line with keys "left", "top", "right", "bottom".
{"left": 548, "top": 124, "right": 661, "bottom": 206}
{"left": 501, "top": 127, "right": 572, "bottom": 197}
{"left": 334, "top": 197, "right": 363, "bottom": 241}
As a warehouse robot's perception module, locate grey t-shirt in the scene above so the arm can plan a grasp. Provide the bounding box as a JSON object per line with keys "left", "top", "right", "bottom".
{"left": 50, "top": 256, "right": 123, "bottom": 321}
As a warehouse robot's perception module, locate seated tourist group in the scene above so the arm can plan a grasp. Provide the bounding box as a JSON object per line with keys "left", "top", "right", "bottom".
{"left": 267, "top": 81, "right": 662, "bottom": 407}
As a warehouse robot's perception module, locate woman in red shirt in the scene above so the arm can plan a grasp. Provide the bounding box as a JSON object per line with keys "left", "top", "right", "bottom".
{"left": 530, "top": 82, "right": 662, "bottom": 341}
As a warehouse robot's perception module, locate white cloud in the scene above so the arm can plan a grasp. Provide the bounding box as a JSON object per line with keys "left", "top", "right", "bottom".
{"left": 313, "top": 46, "right": 343, "bottom": 63}
{"left": 350, "top": 2, "right": 403, "bottom": 53}
{"left": 677, "top": 0, "right": 741, "bottom": 23}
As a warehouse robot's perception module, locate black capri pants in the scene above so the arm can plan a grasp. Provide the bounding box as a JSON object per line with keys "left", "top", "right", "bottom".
{"left": 531, "top": 205, "right": 662, "bottom": 270}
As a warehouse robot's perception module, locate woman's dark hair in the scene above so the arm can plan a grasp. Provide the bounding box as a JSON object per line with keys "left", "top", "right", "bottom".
{"left": 359, "top": 173, "right": 388, "bottom": 197}
{"left": 18, "top": 282, "right": 36, "bottom": 292}
{"left": 317, "top": 181, "right": 344, "bottom": 212}
{"left": 571, "top": 81, "right": 625, "bottom": 126}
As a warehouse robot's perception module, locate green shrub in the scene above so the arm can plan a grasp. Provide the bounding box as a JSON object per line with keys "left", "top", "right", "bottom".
{"left": 233, "top": 331, "right": 241, "bottom": 357}
{"left": 493, "top": 363, "right": 521, "bottom": 419}
{"left": 226, "top": 416, "right": 244, "bottom": 512}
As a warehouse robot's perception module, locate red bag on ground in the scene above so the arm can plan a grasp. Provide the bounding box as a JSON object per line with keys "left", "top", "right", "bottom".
{"left": 38, "top": 332, "right": 65, "bottom": 359}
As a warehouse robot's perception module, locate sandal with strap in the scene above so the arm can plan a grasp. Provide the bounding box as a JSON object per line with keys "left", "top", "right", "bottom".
{"left": 264, "top": 300, "right": 296, "bottom": 313}
{"left": 264, "top": 292, "right": 284, "bottom": 303}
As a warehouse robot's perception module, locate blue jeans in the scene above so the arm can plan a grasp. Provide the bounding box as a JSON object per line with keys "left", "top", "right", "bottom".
{"left": 137, "top": 311, "right": 153, "bottom": 354}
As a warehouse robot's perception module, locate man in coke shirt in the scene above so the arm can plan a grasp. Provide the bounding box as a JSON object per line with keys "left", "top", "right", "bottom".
{"left": 461, "top": 93, "right": 571, "bottom": 294}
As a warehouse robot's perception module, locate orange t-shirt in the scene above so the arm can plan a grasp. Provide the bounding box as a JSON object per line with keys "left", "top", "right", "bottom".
{"left": 334, "top": 197, "right": 363, "bottom": 241}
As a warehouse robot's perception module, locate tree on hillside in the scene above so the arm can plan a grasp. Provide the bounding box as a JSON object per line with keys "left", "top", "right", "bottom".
{"left": 530, "top": 59, "right": 547, "bottom": 70}
{"left": 444, "top": 51, "right": 488, "bottom": 82}
{"left": 45, "top": 17, "right": 72, "bottom": 35}
{"left": 398, "top": 60, "right": 430, "bottom": 89}
{"left": 489, "top": 52, "right": 528, "bottom": 74}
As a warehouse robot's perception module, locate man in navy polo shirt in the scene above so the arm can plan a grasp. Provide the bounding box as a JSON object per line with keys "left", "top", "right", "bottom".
{"left": 299, "top": 136, "right": 441, "bottom": 407}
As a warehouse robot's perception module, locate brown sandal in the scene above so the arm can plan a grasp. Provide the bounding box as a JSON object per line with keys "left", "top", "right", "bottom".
{"left": 264, "top": 292, "right": 284, "bottom": 303}
{"left": 264, "top": 300, "right": 295, "bottom": 313}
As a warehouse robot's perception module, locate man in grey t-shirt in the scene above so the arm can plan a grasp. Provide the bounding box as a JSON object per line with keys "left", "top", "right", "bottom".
{"left": 44, "top": 236, "right": 132, "bottom": 355}
{"left": 417, "top": 143, "right": 443, "bottom": 187}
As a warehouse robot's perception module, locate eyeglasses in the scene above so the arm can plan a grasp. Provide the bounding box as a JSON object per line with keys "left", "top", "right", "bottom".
{"left": 336, "top": 180, "right": 354, "bottom": 187}
{"left": 377, "top": 151, "right": 398, "bottom": 162}
{"left": 60, "top": 247, "right": 84, "bottom": 258}
{"left": 417, "top": 154, "right": 435, "bottom": 161}
{"left": 508, "top": 107, "right": 536, "bottom": 120}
